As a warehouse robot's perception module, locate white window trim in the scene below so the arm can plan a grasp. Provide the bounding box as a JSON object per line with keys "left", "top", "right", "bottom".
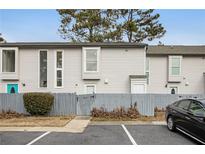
{"left": 54, "top": 50, "right": 64, "bottom": 88}
{"left": 168, "top": 85, "right": 179, "bottom": 94}
{"left": 169, "top": 55, "right": 182, "bottom": 76}
{"left": 144, "top": 47, "right": 146, "bottom": 75}
{"left": 130, "top": 79, "right": 147, "bottom": 94}
{"left": 146, "top": 58, "right": 150, "bottom": 84}
{"left": 0, "top": 47, "right": 18, "bottom": 74}
{"left": 38, "top": 49, "right": 48, "bottom": 88}
{"left": 83, "top": 47, "right": 100, "bottom": 73}
{"left": 84, "top": 84, "right": 96, "bottom": 94}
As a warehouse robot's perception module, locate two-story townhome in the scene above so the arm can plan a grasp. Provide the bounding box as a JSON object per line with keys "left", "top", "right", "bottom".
{"left": 146, "top": 45, "right": 205, "bottom": 94}
{"left": 0, "top": 42, "right": 147, "bottom": 94}
{"left": 1, "top": 43, "right": 205, "bottom": 95}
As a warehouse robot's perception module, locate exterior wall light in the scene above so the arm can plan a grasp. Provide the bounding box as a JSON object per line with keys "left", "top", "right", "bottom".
{"left": 104, "top": 78, "right": 109, "bottom": 84}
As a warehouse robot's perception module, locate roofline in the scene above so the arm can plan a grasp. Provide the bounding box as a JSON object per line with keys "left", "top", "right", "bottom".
{"left": 147, "top": 45, "right": 205, "bottom": 55}
{"left": 0, "top": 42, "right": 147, "bottom": 48}
{"left": 149, "top": 45, "right": 205, "bottom": 47}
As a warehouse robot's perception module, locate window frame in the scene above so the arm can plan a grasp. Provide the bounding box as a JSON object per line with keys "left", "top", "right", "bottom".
{"left": 169, "top": 56, "right": 182, "bottom": 76}
{"left": 168, "top": 86, "right": 179, "bottom": 94}
{"left": 177, "top": 99, "right": 191, "bottom": 111}
{"left": 146, "top": 58, "right": 150, "bottom": 84}
{"left": 38, "top": 49, "right": 48, "bottom": 88}
{"left": 0, "top": 47, "right": 18, "bottom": 74}
{"left": 54, "top": 50, "right": 64, "bottom": 88}
{"left": 83, "top": 47, "right": 100, "bottom": 73}
{"left": 84, "top": 84, "right": 96, "bottom": 94}
{"left": 188, "top": 100, "right": 205, "bottom": 116}
{"left": 6, "top": 83, "right": 19, "bottom": 94}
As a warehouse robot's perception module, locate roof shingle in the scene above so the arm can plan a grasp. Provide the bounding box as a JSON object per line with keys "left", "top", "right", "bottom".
{"left": 148, "top": 45, "right": 205, "bottom": 55}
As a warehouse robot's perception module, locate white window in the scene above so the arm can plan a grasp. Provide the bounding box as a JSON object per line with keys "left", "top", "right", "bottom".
{"left": 84, "top": 84, "right": 96, "bottom": 94}
{"left": 1, "top": 48, "right": 18, "bottom": 73}
{"left": 169, "top": 56, "right": 182, "bottom": 76}
{"left": 55, "top": 51, "right": 64, "bottom": 88}
{"left": 146, "top": 58, "right": 150, "bottom": 84}
{"left": 39, "top": 50, "right": 48, "bottom": 88}
{"left": 131, "top": 80, "right": 147, "bottom": 94}
{"left": 83, "top": 47, "right": 100, "bottom": 72}
{"left": 169, "top": 86, "right": 178, "bottom": 94}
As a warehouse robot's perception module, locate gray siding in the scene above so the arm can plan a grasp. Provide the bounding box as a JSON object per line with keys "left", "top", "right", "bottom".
{"left": 0, "top": 47, "right": 146, "bottom": 94}
{"left": 147, "top": 56, "right": 205, "bottom": 94}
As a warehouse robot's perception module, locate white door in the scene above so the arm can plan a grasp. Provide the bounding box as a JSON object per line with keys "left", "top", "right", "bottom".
{"left": 132, "top": 84, "right": 146, "bottom": 94}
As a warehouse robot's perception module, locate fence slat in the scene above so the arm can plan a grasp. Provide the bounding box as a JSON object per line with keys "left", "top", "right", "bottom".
{"left": 0, "top": 93, "right": 204, "bottom": 116}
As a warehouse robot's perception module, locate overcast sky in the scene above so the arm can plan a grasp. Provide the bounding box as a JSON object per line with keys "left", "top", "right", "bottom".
{"left": 0, "top": 9, "right": 205, "bottom": 45}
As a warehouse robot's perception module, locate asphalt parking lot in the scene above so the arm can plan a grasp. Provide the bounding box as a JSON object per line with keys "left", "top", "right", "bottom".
{"left": 0, "top": 125, "right": 199, "bottom": 145}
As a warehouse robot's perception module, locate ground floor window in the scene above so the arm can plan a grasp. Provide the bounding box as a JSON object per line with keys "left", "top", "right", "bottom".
{"left": 7, "top": 84, "right": 18, "bottom": 94}
{"left": 39, "top": 50, "right": 47, "bottom": 88}
{"left": 55, "top": 51, "right": 63, "bottom": 88}
{"left": 169, "top": 86, "right": 178, "bottom": 94}
{"left": 84, "top": 84, "right": 96, "bottom": 94}
{"left": 130, "top": 78, "right": 147, "bottom": 94}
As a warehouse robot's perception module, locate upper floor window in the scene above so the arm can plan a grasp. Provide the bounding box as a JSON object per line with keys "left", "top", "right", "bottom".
{"left": 169, "top": 56, "right": 182, "bottom": 76}
{"left": 39, "top": 50, "right": 47, "bottom": 88}
{"left": 55, "top": 51, "right": 64, "bottom": 88}
{"left": 83, "top": 47, "right": 100, "bottom": 72}
{"left": 1, "top": 49, "right": 17, "bottom": 73}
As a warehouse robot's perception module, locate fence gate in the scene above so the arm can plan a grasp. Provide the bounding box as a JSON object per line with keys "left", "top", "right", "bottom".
{"left": 77, "top": 94, "right": 95, "bottom": 115}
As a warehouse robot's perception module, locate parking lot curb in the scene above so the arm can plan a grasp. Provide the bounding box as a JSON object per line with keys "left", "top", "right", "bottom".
{"left": 89, "top": 121, "right": 166, "bottom": 125}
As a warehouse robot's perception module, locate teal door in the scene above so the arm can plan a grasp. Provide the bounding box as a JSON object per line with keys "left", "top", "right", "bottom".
{"left": 7, "top": 84, "right": 18, "bottom": 94}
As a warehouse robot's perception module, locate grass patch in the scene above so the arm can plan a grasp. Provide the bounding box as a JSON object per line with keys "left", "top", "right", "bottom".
{"left": 0, "top": 116, "right": 75, "bottom": 127}
{"left": 0, "top": 110, "right": 75, "bottom": 127}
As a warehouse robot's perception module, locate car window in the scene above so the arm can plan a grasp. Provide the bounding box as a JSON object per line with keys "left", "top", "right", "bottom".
{"left": 172, "top": 101, "right": 179, "bottom": 107}
{"left": 177, "top": 100, "right": 191, "bottom": 110}
{"left": 189, "top": 101, "right": 205, "bottom": 117}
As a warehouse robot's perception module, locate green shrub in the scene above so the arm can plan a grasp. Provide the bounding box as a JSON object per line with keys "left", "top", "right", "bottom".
{"left": 23, "top": 93, "right": 54, "bottom": 115}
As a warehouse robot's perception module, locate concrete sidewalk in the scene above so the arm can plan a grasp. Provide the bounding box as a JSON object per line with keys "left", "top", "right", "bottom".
{"left": 0, "top": 116, "right": 91, "bottom": 133}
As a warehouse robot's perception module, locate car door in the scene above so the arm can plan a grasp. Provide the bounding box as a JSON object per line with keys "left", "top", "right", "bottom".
{"left": 174, "top": 99, "right": 191, "bottom": 131}
{"left": 187, "top": 100, "right": 205, "bottom": 142}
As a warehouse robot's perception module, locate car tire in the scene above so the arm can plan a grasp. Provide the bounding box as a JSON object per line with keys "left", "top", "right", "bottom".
{"left": 167, "top": 116, "right": 176, "bottom": 131}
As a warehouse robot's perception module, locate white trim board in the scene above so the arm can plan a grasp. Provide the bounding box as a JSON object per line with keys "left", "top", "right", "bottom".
{"left": 54, "top": 50, "right": 64, "bottom": 88}
{"left": 38, "top": 49, "right": 48, "bottom": 89}
{"left": 82, "top": 47, "right": 100, "bottom": 73}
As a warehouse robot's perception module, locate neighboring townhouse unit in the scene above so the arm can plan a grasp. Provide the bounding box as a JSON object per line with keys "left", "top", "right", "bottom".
{"left": 147, "top": 45, "right": 205, "bottom": 94}
{"left": 0, "top": 42, "right": 147, "bottom": 94}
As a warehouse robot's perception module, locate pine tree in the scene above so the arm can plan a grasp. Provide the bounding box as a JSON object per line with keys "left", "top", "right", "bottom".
{"left": 0, "top": 33, "right": 6, "bottom": 43}
{"left": 57, "top": 9, "right": 121, "bottom": 42}
{"left": 118, "top": 9, "right": 166, "bottom": 42}
{"left": 57, "top": 9, "right": 166, "bottom": 43}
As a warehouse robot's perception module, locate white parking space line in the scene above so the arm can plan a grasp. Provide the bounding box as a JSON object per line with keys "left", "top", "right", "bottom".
{"left": 121, "top": 124, "right": 137, "bottom": 145}
{"left": 176, "top": 127, "right": 205, "bottom": 145}
{"left": 27, "top": 131, "right": 51, "bottom": 145}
